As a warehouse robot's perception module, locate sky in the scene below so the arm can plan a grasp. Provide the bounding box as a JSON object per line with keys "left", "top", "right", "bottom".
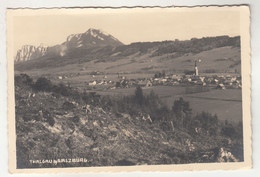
{"left": 9, "top": 8, "right": 240, "bottom": 53}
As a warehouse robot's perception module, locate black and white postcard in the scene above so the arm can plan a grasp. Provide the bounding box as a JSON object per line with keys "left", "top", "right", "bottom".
{"left": 7, "top": 6, "right": 251, "bottom": 173}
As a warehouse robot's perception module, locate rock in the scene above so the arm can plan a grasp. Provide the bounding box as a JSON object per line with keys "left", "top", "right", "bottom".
{"left": 82, "top": 104, "right": 92, "bottom": 114}
{"left": 15, "top": 45, "right": 47, "bottom": 62}
{"left": 92, "top": 147, "right": 99, "bottom": 152}
{"left": 217, "top": 148, "right": 239, "bottom": 162}
{"left": 93, "top": 121, "right": 99, "bottom": 127}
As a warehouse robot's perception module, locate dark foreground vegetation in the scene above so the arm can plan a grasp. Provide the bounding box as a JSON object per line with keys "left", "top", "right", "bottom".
{"left": 15, "top": 74, "right": 243, "bottom": 168}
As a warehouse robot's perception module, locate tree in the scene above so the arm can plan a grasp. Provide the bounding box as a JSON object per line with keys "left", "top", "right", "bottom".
{"left": 172, "top": 97, "right": 192, "bottom": 117}
{"left": 135, "top": 85, "right": 144, "bottom": 105}
{"left": 172, "top": 97, "right": 192, "bottom": 129}
{"left": 192, "top": 112, "right": 219, "bottom": 135}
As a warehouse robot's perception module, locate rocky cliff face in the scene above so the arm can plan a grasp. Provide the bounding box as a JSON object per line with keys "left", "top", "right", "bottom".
{"left": 15, "top": 45, "right": 47, "bottom": 63}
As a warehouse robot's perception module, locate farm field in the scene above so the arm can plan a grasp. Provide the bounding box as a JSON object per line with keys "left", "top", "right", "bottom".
{"left": 174, "top": 89, "right": 242, "bottom": 123}
{"left": 96, "top": 86, "right": 242, "bottom": 123}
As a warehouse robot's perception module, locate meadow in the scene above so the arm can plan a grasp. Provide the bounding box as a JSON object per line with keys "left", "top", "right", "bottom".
{"left": 95, "top": 85, "right": 242, "bottom": 123}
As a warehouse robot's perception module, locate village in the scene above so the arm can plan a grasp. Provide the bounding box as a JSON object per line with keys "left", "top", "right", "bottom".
{"left": 84, "top": 60, "right": 241, "bottom": 91}
{"left": 108, "top": 73, "right": 242, "bottom": 90}
{"left": 54, "top": 62, "right": 242, "bottom": 92}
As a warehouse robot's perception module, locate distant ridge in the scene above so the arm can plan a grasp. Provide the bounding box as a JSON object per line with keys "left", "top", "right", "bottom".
{"left": 15, "top": 35, "right": 240, "bottom": 73}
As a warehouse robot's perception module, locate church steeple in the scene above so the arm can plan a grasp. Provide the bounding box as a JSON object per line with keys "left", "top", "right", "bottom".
{"left": 194, "top": 60, "right": 199, "bottom": 76}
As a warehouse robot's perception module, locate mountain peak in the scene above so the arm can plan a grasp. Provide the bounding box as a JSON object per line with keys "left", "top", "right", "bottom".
{"left": 86, "top": 28, "right": 109, "bottom": 36}
{"left": 87, "top": 28, "right": 99, "bottom": 32}
{"left": 15, "top": 28, "right": 124, "bottom": 62}
{"left": 66, "top": 28, "right": 123, "bottom": 48}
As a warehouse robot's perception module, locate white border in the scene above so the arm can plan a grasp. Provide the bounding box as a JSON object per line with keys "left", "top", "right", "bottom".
{"left": 1, "top": 1, "right": 260, "bottom": 177}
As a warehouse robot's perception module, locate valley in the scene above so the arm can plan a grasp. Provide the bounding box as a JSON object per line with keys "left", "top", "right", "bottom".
{"left": 13, "top": 28, "right": 243, "bottom": 168}
{"left": 15, "top": 42, "right": 242, "bottom": 124}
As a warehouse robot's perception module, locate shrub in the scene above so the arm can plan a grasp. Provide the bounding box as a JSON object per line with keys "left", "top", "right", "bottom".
{"left": 46, "top": 116, "right": 55, "bottom": 127}
{"left": 34, "top": 77, "right": 53, "bottom": 92}
{"left": 53, "top": 83, "right": 71, "bottom": 96}
{"left": 15, "top": 74, "right": 34, "bottom": 87}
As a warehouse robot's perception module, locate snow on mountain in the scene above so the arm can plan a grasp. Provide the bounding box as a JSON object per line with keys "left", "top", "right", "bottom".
{"left": 15, "top": 28, "right": 124, "bottom": 62}
{"left": 66, "top": 28, "right": 123, "bottom": 48}
{"left": 66, "top": 33, "right": 83, "bottom": 42}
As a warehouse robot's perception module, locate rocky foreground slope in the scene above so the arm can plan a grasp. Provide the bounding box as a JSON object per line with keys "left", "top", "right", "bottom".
{"left": 15, "top": 76, "right": 242, "bottom": 168}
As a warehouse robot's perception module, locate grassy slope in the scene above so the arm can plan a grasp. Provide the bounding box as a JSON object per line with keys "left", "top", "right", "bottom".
{"left": 17, "top": 46, "right": 240, "bottom": 78}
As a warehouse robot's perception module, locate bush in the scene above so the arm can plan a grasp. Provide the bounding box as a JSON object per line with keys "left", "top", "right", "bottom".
{"left": 34, "top": 77, "right": 53, "bottom": 92}
{"left": 15, "top": 74, "right": 34, "bottom": 87}
{"left": 47, "top": 117, "right": 55, "bottom": 127}
{"left": 52, "top": 83, "right": 71, "bottom": 96}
